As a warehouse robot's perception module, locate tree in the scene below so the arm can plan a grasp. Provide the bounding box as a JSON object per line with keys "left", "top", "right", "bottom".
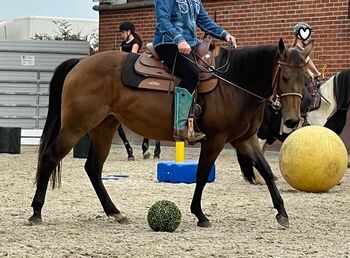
{"left": 32, "top": 20, "right": 99, "bottom": 51}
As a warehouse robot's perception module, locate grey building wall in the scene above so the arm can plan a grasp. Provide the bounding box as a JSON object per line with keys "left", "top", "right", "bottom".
{"left": 0, "top": 40, "right": 90, "bottom": 130}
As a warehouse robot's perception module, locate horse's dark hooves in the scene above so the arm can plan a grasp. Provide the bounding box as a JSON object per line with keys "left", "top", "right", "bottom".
{"left": 197, "top": 220, "right": 211, "bottom": 228}
{"left": 143, "top": 151, "right": 151, "bottom": 159}
{"left": 153, "top": 154, "right": 160, "bottom": 159}
{"left": 110, "top": 213, "right": 128, "bottom": 224}
{"left": 27, "top": 215, "right": 42, "bottom": 226}
{"left": 276, "top": 214, "right": 289, "bottom": 228}
{"left": 127, "top": 155, "right": 135, "bottom": 161}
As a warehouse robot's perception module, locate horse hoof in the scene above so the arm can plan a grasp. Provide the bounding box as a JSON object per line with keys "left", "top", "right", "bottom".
{"left": 127, "top": 155, "right": 135, "bottom": 161}
{"left": 110, "top": 213, "right": 128, "bottom": 224}
{"left": 276, "top": 214, "right": 289, "bottom": 228}
{"left": 153, "top": 154, "right": 160, "bottom": 159}
{"left": 27, "top": 215, "right": 42, "bottom": 225}
{"left": 197, "top": 220, "right": 211, "bottom": 228}
{"left": 143, "top": 151, "right": 151, "bottom": 159}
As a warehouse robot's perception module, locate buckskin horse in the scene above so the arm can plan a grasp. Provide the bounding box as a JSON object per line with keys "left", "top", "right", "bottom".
{"left": 28, "top": 39, "right": 312, "bottom": 228}
{"left": 237, "top": 69, "right": 350, "bottom": 184}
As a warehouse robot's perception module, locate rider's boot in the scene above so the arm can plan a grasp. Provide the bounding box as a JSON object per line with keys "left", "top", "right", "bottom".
{"left": 173, "top": 87, "right": 206, "bottom": 144}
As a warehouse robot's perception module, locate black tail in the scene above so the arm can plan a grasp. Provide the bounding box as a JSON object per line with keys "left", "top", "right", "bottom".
{"left": 36, "top": 58, "right": 80, "bottom": 189}
{"left": 236, "top": 150, "right": 255, "bottom": 184}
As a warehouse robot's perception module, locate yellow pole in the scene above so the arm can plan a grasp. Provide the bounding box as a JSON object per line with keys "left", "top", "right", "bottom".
{"left": 175, "top": 141, "right": 185, "bottom": 163}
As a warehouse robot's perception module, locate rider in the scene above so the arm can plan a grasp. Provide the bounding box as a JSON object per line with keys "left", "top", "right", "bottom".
{"left": 292, "top": 22, "right": 322, "bottom": 118}
{"left": 292, "top": 22, "right": 322, "bottom": 79}
{"left": 153, "top": 0, "right": 236, "bottom": 144}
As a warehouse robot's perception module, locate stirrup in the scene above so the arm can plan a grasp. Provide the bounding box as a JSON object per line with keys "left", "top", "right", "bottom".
{"left": 173, "top": 130, "right": 206, "bottom": 145}
{"left": 187, "top": 118, "right": 206, "bottom": 144}
{"left": 173, "top": 118, "right": 206, "bottom": 145}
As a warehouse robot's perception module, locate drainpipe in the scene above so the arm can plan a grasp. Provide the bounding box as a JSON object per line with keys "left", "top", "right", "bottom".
{"left": 93, "top": 1, "right": 154, "bottom": 11}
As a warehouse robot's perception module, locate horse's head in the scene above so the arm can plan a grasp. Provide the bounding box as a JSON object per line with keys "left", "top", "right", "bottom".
{"left": 276, "top": 38, "right": 313, "bottom": 129}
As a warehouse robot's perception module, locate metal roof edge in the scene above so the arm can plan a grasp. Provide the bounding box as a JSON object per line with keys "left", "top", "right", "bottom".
{"left": 93, "top": 1, "right": 154, "bottom": 12}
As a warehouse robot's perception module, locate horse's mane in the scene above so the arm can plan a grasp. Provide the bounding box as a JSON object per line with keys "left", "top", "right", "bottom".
{"left": 217, "top": 44, "right": 307, "bottom": 99}
{"left": 324, "top": 69, "right": 350, "bottom": 134}
{"left": 217, "top": 45, "right": 279, "bottom": 98}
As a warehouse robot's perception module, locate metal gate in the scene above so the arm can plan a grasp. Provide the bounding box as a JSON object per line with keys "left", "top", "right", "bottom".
{"left": 0, "top": 40, "right": 90, "bottom": 144}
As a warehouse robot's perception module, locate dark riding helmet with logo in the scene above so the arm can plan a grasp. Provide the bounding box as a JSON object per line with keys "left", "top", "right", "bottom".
{"left": 293, "top": 22, "right": 312, "bottom": 38}
{"left": 119, "top": 21, "right": 135, "bottom": 32}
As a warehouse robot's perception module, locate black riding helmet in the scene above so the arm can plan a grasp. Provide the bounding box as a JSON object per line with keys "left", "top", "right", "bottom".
{"left": 119, "top": 21, "right": 135, "bottom": 32}
{"left": 293, "top": 22, "right": 312, "bottom": 36}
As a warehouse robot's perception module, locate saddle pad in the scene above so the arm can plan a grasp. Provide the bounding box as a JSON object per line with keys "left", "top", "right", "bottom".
{"left": 121, "top": 52, "right": 145, "bottom": 88}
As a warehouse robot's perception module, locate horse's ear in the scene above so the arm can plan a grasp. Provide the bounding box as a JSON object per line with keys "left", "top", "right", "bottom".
{"left": 278, "top": 38, "right": 286, "bottom": 56}
{"left": 303, "top": 40, "right": 314, "bottom": 58}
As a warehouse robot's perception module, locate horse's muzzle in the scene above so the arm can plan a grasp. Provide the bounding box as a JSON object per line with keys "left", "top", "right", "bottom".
{"left": 284, "top": 118, "right": 300, "bottom": 129}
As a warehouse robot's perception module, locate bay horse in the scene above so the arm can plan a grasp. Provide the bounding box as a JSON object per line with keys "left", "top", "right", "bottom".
{"left": 29, "top": 39, "right": 312, "bottom": 228}
{"left": 237, "top": 69, "right": 350, "bottom": 184}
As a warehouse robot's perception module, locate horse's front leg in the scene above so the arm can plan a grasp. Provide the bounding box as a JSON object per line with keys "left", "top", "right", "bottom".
{"left": 191, "top": 139, "right": 225, "bottom": 227}
{"left": 236, "top": 136, "right": 289, "bottom": 228}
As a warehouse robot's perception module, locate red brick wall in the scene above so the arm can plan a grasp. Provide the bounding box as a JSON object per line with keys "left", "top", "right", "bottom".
{"left": 99, "top": 0, "right": 350, "bottom": 76}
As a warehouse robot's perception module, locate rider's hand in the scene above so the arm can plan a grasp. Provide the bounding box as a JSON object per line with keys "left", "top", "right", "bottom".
{"left": 178, "top": 41, "right": 191, "bottom": 54}
{"left": 314, "top": 73, "right": 324, "bottom": 81}
{"left": 317, "top": 73, "right": 324, "bottom": 79}
{"left": 225, "top": 34, "right": 237, "bottom": 48}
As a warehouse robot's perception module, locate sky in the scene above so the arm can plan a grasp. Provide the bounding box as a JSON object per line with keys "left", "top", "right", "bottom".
{"left": 0, "top": 0, "right": 98, "bottom": 20}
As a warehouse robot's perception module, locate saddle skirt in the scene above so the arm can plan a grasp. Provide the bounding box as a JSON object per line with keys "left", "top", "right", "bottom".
{"left": 129, "top": 42, "right": 218, "bottom": 93}
{"left": 306, "top": 78, "right": 322, "bottom": 112}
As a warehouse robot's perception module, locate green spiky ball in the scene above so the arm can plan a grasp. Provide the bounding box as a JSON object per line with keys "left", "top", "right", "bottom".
{"left": 147, "top": 200, "right": 182, "bottom": 232}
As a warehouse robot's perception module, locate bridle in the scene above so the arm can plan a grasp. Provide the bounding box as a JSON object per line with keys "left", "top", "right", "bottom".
{"left": 270, "top": 60, "right": 307, "bottom": 108}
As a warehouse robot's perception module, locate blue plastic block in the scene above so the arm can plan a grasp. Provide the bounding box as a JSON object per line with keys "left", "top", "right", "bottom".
{"left": 157, "top": 160, "right": 215, "bottom": 183}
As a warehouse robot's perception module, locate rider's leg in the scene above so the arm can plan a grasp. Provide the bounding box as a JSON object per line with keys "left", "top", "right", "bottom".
{"left": 155, "top": 44, "right": 205, "bottom": 144}
{"left": 301, "top": 86, "right": 312, "bottom": 126}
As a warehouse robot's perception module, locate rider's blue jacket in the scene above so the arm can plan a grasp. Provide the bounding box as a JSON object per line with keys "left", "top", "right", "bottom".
{"left": 153, "top": 0, "right": 229, "bottom": 48}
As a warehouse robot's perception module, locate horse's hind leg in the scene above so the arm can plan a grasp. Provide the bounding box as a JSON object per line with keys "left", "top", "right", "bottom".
{"left": 236, "top": 148, "right": 255, "bottom": 184}
{"left": 235, "top": 136, "right": 289, "bottom": 228}
{"left": 234, "top": 141, "right": 277, "bottom": 185}
{"left": 29, "top": 130, "right": 82, "bottom": 224}
{"left": 85, "top": 116, "right": 127, "bottom": 223}
{"left": 153, "top": 140, "right": 161, "bottom": 159}
{"left": 142, "top": 138, "right": 151, "bottom": 159}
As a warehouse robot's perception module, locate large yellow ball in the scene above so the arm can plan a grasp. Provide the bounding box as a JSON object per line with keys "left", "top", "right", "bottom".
{"left": 279, "top": 126, "right": 348, "bottom": 192}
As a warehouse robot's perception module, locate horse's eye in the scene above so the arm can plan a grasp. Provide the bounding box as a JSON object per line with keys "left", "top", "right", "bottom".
{"left": 282, "top": 76, "right": 289, "bottom": 83}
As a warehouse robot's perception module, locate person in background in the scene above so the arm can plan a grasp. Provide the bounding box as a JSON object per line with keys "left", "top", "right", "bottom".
{"left": 119, "top": 21, "right": 161, "bottom": 159}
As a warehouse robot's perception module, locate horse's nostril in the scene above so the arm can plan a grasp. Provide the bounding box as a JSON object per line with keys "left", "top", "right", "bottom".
{"left": 284, "top": 119, "right": 300, "bottom": 129}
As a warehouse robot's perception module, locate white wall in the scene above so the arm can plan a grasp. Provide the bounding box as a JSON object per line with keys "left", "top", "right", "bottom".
{"left": 0, "top": 16, "right": 98, "bottom": 40}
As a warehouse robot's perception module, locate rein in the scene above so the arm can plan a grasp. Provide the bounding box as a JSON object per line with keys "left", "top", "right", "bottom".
{"left": 180, "top": 44, "right": 268, "bottom": 102}
{"left": 182, "top": 48, "right": 307, "bottom": 104}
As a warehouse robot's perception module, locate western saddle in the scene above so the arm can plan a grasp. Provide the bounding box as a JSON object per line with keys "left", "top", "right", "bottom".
{"left": 133, "top": 40, "right": 218, "bottom": 93}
